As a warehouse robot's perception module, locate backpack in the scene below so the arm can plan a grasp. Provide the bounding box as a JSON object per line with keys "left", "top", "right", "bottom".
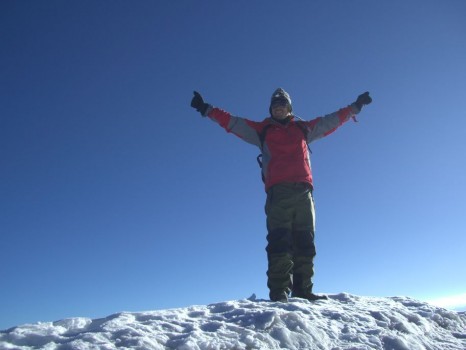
{"left": 256, "top": 120, "right": 311, "bottom": 183}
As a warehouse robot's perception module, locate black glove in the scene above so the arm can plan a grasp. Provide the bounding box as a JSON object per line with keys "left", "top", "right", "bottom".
{"left": 190, "top": 91, "right": 209, "bottom": 116}
{"left": 354, "top": 91, "right": 372, "bottom": 110}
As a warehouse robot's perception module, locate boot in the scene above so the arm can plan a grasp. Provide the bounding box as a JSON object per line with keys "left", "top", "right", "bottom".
{"left": 291, "top": 290, "right": 328, "bottom": 301}
{"left": 291, "top": 274, "right": 328, "bottom": 301}
{"left": 270, "top": 290, "right": 289, "bottom": 303}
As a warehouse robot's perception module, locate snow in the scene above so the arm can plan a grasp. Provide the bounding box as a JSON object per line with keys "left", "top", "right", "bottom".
{"left": 1, "top": 293, "right": 465, "bottom": 350}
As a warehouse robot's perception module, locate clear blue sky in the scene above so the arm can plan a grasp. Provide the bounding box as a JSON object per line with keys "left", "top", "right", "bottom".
{"left": 1, "top": 0, "right": 465, "bottom": 330}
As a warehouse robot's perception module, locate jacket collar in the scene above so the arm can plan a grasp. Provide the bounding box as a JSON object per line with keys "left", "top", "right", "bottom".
{"left": 270, "top": 115, "right": 294, "bottom": 126}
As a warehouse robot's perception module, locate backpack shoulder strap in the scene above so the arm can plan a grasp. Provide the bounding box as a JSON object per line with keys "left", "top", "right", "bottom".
{"left": 295, "top": 120, "right": 312, "bottom": 154}
{"left": 295, "top": 120, "right": 309, "bottom": 140}
{"left": 256, "top": 123, "right": 273, "bottom": 182}
{"left": 258, "top": 123, "right": 273, "bottom": 151}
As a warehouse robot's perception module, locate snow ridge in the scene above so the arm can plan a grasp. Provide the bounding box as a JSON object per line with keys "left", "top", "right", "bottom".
{"left": 1, "top": 293, "right": 465, "bottom": 350}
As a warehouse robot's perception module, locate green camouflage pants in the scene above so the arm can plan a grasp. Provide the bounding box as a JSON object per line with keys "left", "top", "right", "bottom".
{"left": 265, "top": 182, "right": 317, "bottom": 299}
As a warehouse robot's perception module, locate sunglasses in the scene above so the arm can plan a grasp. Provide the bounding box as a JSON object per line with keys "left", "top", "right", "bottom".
{"left": 271, "top": 98, "right": 289, "bottom": 108}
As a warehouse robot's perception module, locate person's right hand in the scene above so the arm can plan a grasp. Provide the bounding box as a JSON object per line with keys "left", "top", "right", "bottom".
{"left": 190, "top": 91, "right": 209, "bottom": 116}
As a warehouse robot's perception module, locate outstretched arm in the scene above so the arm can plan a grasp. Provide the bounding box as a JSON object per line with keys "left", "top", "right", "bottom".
{"left": 305, "top": 92, "right": 372, "bottom": 142}
{"left": 190, "top": 91, "right": 262, "bottom": 147}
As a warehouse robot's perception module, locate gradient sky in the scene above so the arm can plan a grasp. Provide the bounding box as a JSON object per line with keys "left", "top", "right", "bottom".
{"left": 1, "top": 0, "right": 466, "bottom": 330}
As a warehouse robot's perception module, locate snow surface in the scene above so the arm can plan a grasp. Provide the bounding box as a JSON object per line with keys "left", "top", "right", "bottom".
{"left": 1, "top": 293, "right": 465, "bottom": 350}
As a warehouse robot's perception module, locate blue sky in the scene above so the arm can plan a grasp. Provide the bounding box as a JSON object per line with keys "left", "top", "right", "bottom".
{"left": 1, "top": 0, "right": 465, "bottom": 330}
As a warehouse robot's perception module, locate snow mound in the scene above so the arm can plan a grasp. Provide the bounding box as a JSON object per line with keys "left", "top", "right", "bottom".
{"left": 1, "top": 293, "right": 465, "bottom": 349}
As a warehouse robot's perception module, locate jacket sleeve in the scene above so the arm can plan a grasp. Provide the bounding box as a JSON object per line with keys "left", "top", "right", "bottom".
{"left": 205, "top": 106, "right": 262, "bottom": 147}
{"left": 304, "top": 104, "right": 360, "bottom": 143}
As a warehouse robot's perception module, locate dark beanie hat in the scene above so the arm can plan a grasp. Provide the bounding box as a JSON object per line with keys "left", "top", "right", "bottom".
{"left": 269, "top": 88, "right": 292, "bottom": 114}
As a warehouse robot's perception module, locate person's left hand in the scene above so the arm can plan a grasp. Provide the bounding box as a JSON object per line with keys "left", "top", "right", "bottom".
{"left": 354, "top": 91, "right": 372, "bottom": 110}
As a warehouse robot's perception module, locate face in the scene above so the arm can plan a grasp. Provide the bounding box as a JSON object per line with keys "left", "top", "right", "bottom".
{"left": 271, "top": 99, "right": 291, "bottom": 120}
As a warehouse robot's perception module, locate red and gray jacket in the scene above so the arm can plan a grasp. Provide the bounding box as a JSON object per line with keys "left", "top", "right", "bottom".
{"left": 205, "top": 104, "right": 360, "bottom": 191}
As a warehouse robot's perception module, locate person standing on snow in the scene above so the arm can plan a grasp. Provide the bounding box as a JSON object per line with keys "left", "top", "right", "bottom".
{"left": 190, "top": 88, "right": 372, "bottom": 302}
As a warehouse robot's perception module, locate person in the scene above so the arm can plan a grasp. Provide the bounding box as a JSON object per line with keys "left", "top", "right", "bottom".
{"left": 190, "top": 88, "right": 372, "bottom": 302}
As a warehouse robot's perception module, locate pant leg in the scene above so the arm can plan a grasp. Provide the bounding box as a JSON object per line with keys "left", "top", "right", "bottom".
{"left": 291, "top": 186, "right": 317, "bottom": 295}
{"left": 265, "top": 185, "right": 294, "bottom": 298}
